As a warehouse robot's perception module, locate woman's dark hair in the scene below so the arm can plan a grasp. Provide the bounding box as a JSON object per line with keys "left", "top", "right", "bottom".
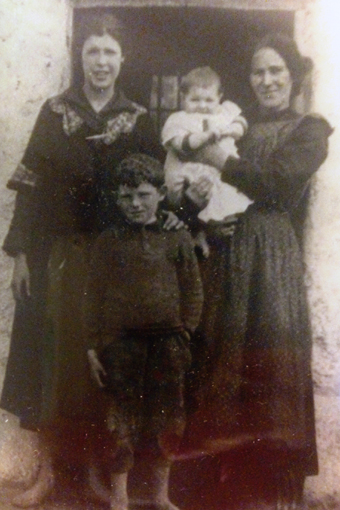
{"left": 75, "top": 13, "right": 126, "bottom": 55}
{"left": 72, "top": 13, "right": 126, "bottom": 87}
{"left": 252, "top": 33, "right": 313, "bottom": 98}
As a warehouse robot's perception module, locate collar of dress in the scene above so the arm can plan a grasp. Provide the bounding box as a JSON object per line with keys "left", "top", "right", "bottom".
{"left": 246, "top": 105, "right": 300, "bottom": 125}
{"left": 48, "top": 87, "right": 147, "bottom": 144}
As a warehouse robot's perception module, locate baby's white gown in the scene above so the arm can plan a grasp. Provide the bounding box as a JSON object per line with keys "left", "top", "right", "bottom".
{"left": 162, "top": 102, "right": 253, "bottom": 222}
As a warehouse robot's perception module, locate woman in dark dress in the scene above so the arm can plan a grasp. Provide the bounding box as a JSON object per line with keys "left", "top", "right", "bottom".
{"left": 0, "top": 14, "right": 167, "bottom": 507}
{"left": 173, "top": 34, "right": 332, "bottom": 510}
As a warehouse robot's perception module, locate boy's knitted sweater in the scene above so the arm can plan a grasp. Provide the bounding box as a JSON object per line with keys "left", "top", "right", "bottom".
{"left": 84, "top": 215, "right": 203, "bottom": 350}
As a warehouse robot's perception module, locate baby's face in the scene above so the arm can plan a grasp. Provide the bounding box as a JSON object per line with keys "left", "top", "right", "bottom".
{"left": 183, "top": 84, "right": 222, "bottom": 114}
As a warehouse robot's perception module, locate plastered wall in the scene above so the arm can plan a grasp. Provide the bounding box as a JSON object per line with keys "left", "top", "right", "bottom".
{"left": 0, "top": 0, "right": 71, "bottom": 381}
{"left": 301, "top": 1, "right": 340, "bottom": 503}
{"left": 0, "top": 0, "right": 339, "bottom": 506}
{"left": 0, "top": 0, "right": 70, "bottom": 495}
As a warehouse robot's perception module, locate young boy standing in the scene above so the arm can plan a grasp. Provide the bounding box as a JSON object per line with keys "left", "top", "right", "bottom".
{"left": 84, "top": 153, "right": 203, "bottom": 510}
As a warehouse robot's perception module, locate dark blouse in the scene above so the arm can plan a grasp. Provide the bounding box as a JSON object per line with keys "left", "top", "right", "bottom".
{"left": 3, "top": 87, "right": 165, "bottom": 256}
{"left": 221, "top": 108, "right": 332, "bottom": 212}
{"left": 182, "top": 109, "right": 333, "bottom": 474}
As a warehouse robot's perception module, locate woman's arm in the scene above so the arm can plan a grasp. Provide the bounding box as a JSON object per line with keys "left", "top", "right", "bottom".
{"left": 3, "top": 193, "right": 36, "bottom": 258}
{"left": 4, "top": 190, "right": 42, "bottom": 300}
{"left": 223, "top": 116, "right": 331, "bottom": 207}
{"left": 179, "top": 131, "right": 216, "bottom": 151}
{"left": 163, "top": 176, "right": 213, "bottom": 236}
{"left": 197, "top": 115, "right": 332, "bottom": 208}
{"left": 221, "top": 115, "right": 248, "bottom": 141}
{"left": 4, "top": 100, "right": 57, "bottom": 254}
{"left": 3, "top": 101, "right": 58, "bottom": 298}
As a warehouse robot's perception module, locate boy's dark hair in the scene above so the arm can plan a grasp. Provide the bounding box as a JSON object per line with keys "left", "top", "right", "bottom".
{"left": 115, "top": 153, "right": 165, "bottom": 189}
{"left": 180, "top": 66, "right": 223, "bottom": 95}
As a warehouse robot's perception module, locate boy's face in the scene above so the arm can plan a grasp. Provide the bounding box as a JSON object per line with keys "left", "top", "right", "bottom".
{"left": 182, "top": 84, "right": 222, "bottom": 114}
{"left": 116, "top": 182, "right": 165, "bottom": 225}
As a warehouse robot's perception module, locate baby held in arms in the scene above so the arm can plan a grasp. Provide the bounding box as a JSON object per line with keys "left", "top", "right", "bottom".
{"left": 162, "top": 66, "right": 253, "bottom": 256}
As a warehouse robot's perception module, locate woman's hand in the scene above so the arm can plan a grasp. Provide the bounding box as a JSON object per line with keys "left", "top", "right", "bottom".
{"left": 195, "top": 143, "right": 236, "bottom": 172}
{"left": 11, "top": 253, "right": 30, "bottom": 300}
{"left": 185, "top": 176, "right": 213, "bottom": 210}
{"left": 163, "top": 211, "right": 186, "bottom": 231}
{"left": 87, "top": 349, "right": 107, "bottom": 389}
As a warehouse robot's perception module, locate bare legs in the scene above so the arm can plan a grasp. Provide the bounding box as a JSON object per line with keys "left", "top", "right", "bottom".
{"left": 129, "top": 456, "right": 180, "bottom": 510}
{"left": 110, "top": 472, "right": 129, "bottom": 510}
{"left": 89, "top": 456, "right": 180, "bottom": 510}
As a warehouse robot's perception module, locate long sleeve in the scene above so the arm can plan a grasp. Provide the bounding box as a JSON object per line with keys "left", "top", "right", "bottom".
{"left": 175, "top": 229, "right": 203, "bottom": 334}
{"left": 3, "top": 193, "right": 37, "bottom": 256}
{"left": 221, "top": 115, "right": 332, "bottom": 210}
{"left": 3, "top": 101, "right": 55, "bottom": 256}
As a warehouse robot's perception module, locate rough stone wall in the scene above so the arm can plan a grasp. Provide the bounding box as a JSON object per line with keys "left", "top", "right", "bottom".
{"left": 0, "top": 0, "right": 340, "bottom": 508}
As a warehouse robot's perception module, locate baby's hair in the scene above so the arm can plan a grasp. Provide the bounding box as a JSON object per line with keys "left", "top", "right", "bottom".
{"left": 180, "top": 66, "right": 223, "bottom": 95}
{"left": 115, "top": 153, "right": 165, "bottom": 189}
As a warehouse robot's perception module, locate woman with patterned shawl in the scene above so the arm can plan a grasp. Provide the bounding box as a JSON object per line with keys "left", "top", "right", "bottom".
{"left": 0, "top": 14, "right": 166, "bottom": 507}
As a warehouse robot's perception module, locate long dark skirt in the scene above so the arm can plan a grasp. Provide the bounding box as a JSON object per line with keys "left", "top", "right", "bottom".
{"left": 0, "top": 236, "right": 52, "bottom": 428}
{"left": 185, "top": 224, "right": 233, "bottom": 414}
{"left": 40, "top": 234, "right": 107, "bottom": 428}
{"left": 1, "top": 233, "right": 109, "bottom": 468}
{"left": 173, "top": 208, "right": 317, "bottom": 508}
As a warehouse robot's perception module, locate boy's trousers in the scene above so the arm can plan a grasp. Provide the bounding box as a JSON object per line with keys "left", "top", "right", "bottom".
{"left": 96, "top": 329, "right": 192, "bottom": 473}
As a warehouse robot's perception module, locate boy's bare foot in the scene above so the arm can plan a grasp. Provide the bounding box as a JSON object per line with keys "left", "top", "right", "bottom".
{"left": 11, "top": 457, "right": 54, "bottom": 508}
{"left": 110, "top": 472, "right": 129, "bottom": 510}
{"left": 129, "top": 459, "right": 181, "bottom": 510}
{"left": 88, "top": 463, "right": 111, "bottom": 503}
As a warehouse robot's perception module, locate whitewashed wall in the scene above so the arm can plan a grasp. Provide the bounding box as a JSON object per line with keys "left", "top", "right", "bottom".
{"left": 0, "top": 0, "right": 339, "bottom": 507}
{"left": 0, "top": 0, "right": 71, "bottom": 499}
{"left": 301, "top": 0, "right": 340, "bottom": 504}
{"left": 0, "top": 0, "right": 71, "bottom": 383}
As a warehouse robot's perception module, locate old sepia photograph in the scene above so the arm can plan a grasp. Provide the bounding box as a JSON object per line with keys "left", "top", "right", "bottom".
{"left": 0, "top": 0, "right": 339, "bottom": 509}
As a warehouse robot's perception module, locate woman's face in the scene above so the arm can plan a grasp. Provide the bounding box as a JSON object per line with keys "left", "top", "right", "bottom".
{"left": 250, "top": 47, "right": 293, "bottom": 111}
{"left": 82, "top": 33, "right": 124, "bottom": 92}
